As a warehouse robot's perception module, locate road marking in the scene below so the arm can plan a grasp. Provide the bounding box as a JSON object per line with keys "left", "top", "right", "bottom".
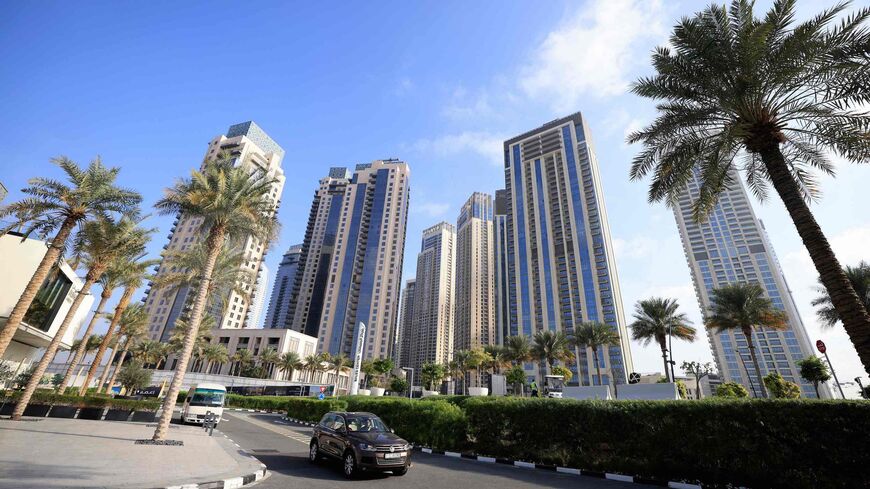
{"left": 225, "top": 412, "right": 311, "bottom": 445}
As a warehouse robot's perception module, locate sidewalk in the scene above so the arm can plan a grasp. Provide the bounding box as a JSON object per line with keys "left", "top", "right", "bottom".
{"left": 0, "top": 417, "right": 266, "bottom": 488}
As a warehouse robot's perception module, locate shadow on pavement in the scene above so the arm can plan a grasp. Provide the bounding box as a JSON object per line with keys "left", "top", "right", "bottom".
{"left": 255, "top": 453, "right": 399, "bottom": 482}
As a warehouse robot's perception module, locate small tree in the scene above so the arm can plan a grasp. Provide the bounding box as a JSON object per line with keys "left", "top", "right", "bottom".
{"left": 506, "top": 365, "right": 526, "bottom": 397}
{"left": 796, "top": 356, "right": 831, "bottom": 398}
{"left": 50, "top": 374, "right": 63, "bottom": 389}
{"left": 716, "top": 382, "right": 749, "bottom": 398}
{"left": 360, "top": 360, "right": 377, "bottom": 389}
{"left": 421, "top": 363, "right": 445, "bottom": 391}
{"left": 372, "top": 357, "right": 394, "bottom": 389}
{"left": 550, "top": 365, "right": 573, "bottom": 384}
{"left": 118, "top": 361, "right": 152, "bottom": 394}
{"left": 390, "top": 377, "right": 409, "bottom": 395}
{"left": 681, "top": 361, "right": 714, "bottom": 400}
{"left": 763, "top": 373, "right": 802, "bottom": 399}
{"left": 0, "top": 364, "right": 12, "bottom": 388}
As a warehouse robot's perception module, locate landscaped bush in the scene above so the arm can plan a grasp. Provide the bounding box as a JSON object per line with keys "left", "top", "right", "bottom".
{"left": 463, "top": 397, "right": 869, "bottom": 488}
{"left": 418, "top": 394, "right": 471, "bottom": 408}
{"left": 1, "top": 390, "right": 160, "bottom": 411}
{"left": 343, "top": 397, "right": 467, "bottom": 450}
{"left": 226, "top": 394, "right": 294, "bottom": 411}
{"left": 286, "top": 397, "right": 347, "bottom": 422}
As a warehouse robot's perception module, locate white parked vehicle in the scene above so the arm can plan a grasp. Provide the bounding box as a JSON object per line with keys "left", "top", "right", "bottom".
{"left": 544, "top": 375, "right": 565, "bottom": 398}
{"left": 181, "top": 383, "right": 227, "bottom": 425}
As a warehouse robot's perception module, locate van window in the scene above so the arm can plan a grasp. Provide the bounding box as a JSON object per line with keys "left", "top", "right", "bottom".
{"left": 190, "top": 388, "right": 225, "bottom": 407}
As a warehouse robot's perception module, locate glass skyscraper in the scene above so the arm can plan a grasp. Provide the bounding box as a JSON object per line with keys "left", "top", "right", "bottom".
{"left": 674, "top": 169, "right": 830, "bottom": 398}
{"left": 503, "top": 112, "right": 633, "bottom": 386}
{"left": 263, "top": 244, "right": 302, "bottom": 329}
{"left": 287, "top": 160, "right": 410, "bottom": 360}
{"left": 494, "top": 189, "right": 510, "bottom": 346}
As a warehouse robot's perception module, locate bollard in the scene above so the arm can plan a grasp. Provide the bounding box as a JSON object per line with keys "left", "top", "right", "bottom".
{"left": 203, "top": 411, "right": 217, "bottom": 436}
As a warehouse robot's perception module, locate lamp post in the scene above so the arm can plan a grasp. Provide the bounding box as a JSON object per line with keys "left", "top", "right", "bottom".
{"left": 855, "top": 377, "right": 866, "bottom": 399}
{"left": 401, "top": 367, "right": 413, "bottom": 400}
{"left": 667, "top": 325, "right": 676, "bottom": 382}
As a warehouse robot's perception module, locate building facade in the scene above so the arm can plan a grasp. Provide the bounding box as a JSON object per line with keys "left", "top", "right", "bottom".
{"left": 503, "top": 112, "right": 633, "bottom": 386}
{"left": 494, "top": 189, "right": 511, "bottom": 346}
{"left": 287, "top": 161, "right": 410, "bottom": 361}
{"left": 396, "top": 279, "right": 416, "bottom": 368}
{"left": 408, "top": 222, "right": 456, "bottom": 381}
{"left": 673, "top": 168, "right": 830, "bottom": 398}
{"left": 454, "top": 193, "right": 496, "bottom": 360}
{"left": 248, "top": 263, "right": 269, "bottom": 328}
{"left": 0, "top": 234, "right": 94, "bottom": 380}
{"left": 263, "top": 244, "right": 302, "bottom": 329}
{"left": 143, "top": 121, "right": 286, "bottom": 342}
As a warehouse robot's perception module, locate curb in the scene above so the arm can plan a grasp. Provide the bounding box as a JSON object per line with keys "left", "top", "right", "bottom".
{"left": 279, "top": 416, "right": 701, "bottom": 488}
{"left": 159, "top": 431, "right": 269, "bottom": 489}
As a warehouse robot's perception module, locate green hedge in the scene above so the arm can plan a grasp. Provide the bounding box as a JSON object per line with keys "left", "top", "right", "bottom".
{"left": 286, "top": 397, "right": 348, "bottom": 422}
{"left": 418, "top": 394, "right": 472, "bottom": 408}
{"left": 463, "top": 398, "right": 869, "bottom": 488}
{"left": 343, "top": 397, "right": 467, "bottom": 450}
{"left": 227, "top": 394, "right": 295, "bottom": 411}
{"left": 1, "top": 390, "right": 160, "bottom": 411}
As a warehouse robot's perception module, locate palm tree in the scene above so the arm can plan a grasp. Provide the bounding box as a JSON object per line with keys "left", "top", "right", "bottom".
{"left": 531, "top": 330, "right": 572, "bottom": 377}
{"left": 152, "top": 243, "right": 255, "bottom": 316}
{"left": 232, "top": 348, "right": 254, "bottom": 376}
{"left": 629, "top": 297, "right": 696, "bottom": 382}
{"left": 79, "top": 251, "right": 157, "bottom": 395}
{"left": 258, "top": 348, "right": 280, "bottom": 379}
{"left": 168, "top": 315, "right": 215, "bottom": 373}
{"left": 151, "top": 153, "right": 279, "bottom": 441}
{"left": 56, "top": 260, "right": 127, "bottom": 392}
{"left": 303, "top": 354, "right": 322, "bottom": 383}
{"left": 277, "top": 352, "right": 302, "bottom": 381}
{"left": 505, "top": 335, "right": 532, "bottom": 365}
{"left": 329, "top": 353, "right": 351, "bottom": 396}
{"left": 813, "top": 261, "right": 870, "bottom": 329}
{"left": 133, "top": 339, "right": 164, "bottom": 368}
{"left": 483, "top": 345, "right": 510, "bottom": 375}
{"left": 450, "top": 350, "right": 472, "bottom": 395}
{"left": 201, "top": 343, "right": 229, "bottom": 375}
{"left": 421, "top": 362, "right": 445, "bottom": 391}
{"left": 572, "top": 321, "right": 621, "bottom": 387}
{"left": 12, "top": 216, "right": 150, "bottom": 419}
{"left": 103, "top": 303, "right": 149, "bottom": 394}
{"left": 0, "top": 156, "right": 140, "bottom": 360}
{"left": 706, "top": 283, "right": 788, "bottom": 398}
{"left": 628, "top": 0, "right": 870, "bottom": 373}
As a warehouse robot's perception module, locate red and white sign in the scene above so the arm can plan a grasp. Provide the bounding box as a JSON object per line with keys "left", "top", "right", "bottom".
{"left": 816, "top": 340, "right": 827, "bottom": 354}
{"left": 320, "top": 386, "right": 327, "bottom": 393}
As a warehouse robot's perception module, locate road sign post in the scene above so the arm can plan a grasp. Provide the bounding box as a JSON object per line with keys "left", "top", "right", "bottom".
{"left": 817, "top": 339, "right": 845, "bottom": 399}
{"left": 349, "top": 322, "right": 366, "bottom": 396}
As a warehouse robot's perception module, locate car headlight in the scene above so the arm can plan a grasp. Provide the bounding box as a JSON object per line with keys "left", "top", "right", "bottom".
{"left": 403, "top": 444, "right": 411, "bottom": 451}
{"left": 359, "top": 443, "right": 376, "bottom": 451}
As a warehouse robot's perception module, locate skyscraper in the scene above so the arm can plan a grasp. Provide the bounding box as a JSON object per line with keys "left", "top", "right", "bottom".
{"left": 454, "top": 193, "right": 495, "bottom": 363}
{"left": 503, "top": 112, "right": 633, "bottom": 386}
{"left": 494, "top": 189, "right": 510, "bottom": 346}
{"left": 144, "top": 121, "right": 285, "bottom": 341}
{"left": 288, "top": 161, "right": 410, "bottom": 360}
{"left": 263, "top": 244, "right": 302, "bottom": 329}
{"left": 408, "top": 222, "right": 456, "bottom": 382}
{"left": 674, "top": 169, "right": 830, "bottom": 398}
{"left": 396, "top": 279, "right": 416, "bottom": 367}
{"left": 248, "top": 263, "right": 268, "bottom": 328}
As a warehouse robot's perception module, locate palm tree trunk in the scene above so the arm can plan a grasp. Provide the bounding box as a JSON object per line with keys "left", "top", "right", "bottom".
{"left": 97, "top": 346, "right": 120, "bottom": 394}
{"left": 761, "top": 145, "right": 870, "bottom": 374}
{"left": 105, "top": 339, "right": 130, "bottom": 394}
{"left": 12, "top": 273, "right": 98, "bottom": 420}
{"left": 658, "top": 338, "right": 671, "bottom": 382}
{"left": 742, "top": 327, "right": 768, "bottom": 399}
{"left": 0, "top": 218, "right": 77, "bottom": 359}
{"left": 80, "top": 287, "right": 133, "bottom": 395}
{"left": 58, "top": 291, "right": 110, "bottom": 391}
{"left": 593, "top": 348, "right": 603, "bottom": 387}
{"left": 153, "top": 227, "right": 225, "bottom": 441}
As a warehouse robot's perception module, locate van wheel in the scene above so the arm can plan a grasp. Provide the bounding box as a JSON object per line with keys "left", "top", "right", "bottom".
{"left": 343, "top": 451, "right": 357, "bottom": 479}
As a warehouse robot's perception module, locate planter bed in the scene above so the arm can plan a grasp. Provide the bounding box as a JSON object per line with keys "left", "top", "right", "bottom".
{"left": 77, "top": 407, "right": 105, "bottom": 420}
{"left": 104, "top": 409, "right": 133, "bottom": 421}
{"left": 131, "top": 411, "right": 157, "bottom": 423}
{"left": 48, "top": 405, "right": 78, "bottom": 418}
{"left": 23, "top": 404, "right": 51, "bottom": 417}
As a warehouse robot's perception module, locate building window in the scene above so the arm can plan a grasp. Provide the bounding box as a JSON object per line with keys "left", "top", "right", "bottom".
{"left": 23, "top": 266, "right": 72, "bottom": 332}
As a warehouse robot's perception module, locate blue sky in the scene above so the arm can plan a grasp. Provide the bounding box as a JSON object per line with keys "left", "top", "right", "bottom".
{"left": 2, "top": 0, "right": 868, "bottom": 395}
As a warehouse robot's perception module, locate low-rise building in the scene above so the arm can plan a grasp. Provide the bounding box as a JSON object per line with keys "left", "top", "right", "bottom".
{"left": 0, "top": 233, "right": 93, "bottom": 380}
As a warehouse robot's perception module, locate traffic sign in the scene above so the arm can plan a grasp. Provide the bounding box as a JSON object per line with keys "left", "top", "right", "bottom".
{"left": 318, "top": 393, "right": 325, "bottom": 400}
{"left": 628, "top": 372, "right": 641, "bottom": 384}
{"left": 816, "top": 340, "right": 827, "bottom": 354}
{"left": 320, "top": 386, "right": 326, "bottom": 393}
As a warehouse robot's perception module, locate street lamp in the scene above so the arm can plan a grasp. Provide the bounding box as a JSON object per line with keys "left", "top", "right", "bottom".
{"left": 401, "top": 367, "right": 414, "bottom": 400}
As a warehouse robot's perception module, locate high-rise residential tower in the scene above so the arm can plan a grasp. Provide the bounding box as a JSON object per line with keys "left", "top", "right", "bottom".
{"left": 454, "top": 193, "right": 496, "bottom": 362}
{"left": 396, "top": 279, "right": 416, "bottom": 367}
{"left": 287, "top": 161, "right": 410, "bottom": 360}
{"left": 263, "top": 244, "right": 302, "bottom": 329}
{"left": 494, "top": 189, "right": 510, "bottom": 345}
{"left": 674, "top": 169, "right": 830, "bottom": 398}
{"left": 503, "top": 112, "right": 633, "bottom": 386}
{"left": 144, "top": 121, "right": 285, "bottom": 341}
{"left": 408, "top": 222, "right": 456, "bottom": 382}
{"left": 248, "top": 263, "right": 269, "bottom": 328}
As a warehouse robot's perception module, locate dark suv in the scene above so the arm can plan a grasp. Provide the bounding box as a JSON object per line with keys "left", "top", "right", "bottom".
{"left": 309, "top": 411, "right": 411, "bottom": 478}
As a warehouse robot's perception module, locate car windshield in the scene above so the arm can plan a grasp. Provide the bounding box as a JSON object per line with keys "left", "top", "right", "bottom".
{"left": 345, "top": 415, "right": 389, "bottom": 433}
{"left": 190, "top": 389, "right": 225, "bottom": 407}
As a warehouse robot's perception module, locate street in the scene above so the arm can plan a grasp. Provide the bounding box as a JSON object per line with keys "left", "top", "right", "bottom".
{"left": 219, "top": 411, "right": 634, "bottom": 489}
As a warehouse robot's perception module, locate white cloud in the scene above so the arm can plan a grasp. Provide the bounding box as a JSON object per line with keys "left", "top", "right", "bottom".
{"left": 414, "top": 202, "right": 450, "bottom": 218}
{"left": 407, "top": 131, "right": 505, "bottom": 166}
{"left": 613, "top": 235, "right": 658, "bottom": 260}
{"left": 519, "top": 0, "right": 667, "bottom": 107}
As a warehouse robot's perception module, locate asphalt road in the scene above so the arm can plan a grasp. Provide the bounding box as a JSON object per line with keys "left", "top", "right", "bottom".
{"left": 219, "top": 411, "right": 634, "bottom": 489}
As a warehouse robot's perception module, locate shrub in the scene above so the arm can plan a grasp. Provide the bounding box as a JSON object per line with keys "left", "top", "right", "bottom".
{"left": 343, "top": 397, "right": 467, "bottom": 449}
{"left": 1, "top": 390, "right": 159, "bottom": 411}
{"left": 763, "top": 373, "right": 801, "bottom": 399}
{"left": 463, "top": 397, "right": 869, "bottom": 488}
{"left": 118, "top": 362, "right": 151, "bottom": 394}
{"left": 418, "top": 394, "right": 471, "bottom": 408}
{"left": 227, "top": 394, "right": 295, "bottom": 411}
{"left": 389, "top": 377, "right": 409, "bottom": 394}
{"left": 715, "top": 381, "right": 749, "bottom": 398}
{"left": 286, "top": 397, "right": 348, "bottom": 422}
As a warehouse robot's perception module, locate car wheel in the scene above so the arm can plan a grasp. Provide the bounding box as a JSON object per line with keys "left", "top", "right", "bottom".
{"left": 393, "top": 466, "right": 408, "bottom": 476}
{"left": 343, "top": 451, "right": 357, "bottom": 479}
{"left": 308, "top": 441, "right": 320, "bottom": 463}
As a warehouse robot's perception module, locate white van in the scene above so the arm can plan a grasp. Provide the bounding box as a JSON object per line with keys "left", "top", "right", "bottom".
{"left": 181, "top": 383, "right": 227, "bottom": 425}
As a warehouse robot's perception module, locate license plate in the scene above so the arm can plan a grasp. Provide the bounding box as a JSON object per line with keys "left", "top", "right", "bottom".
{"left": 384, "top": 452, "right": 405, "bottom": 459}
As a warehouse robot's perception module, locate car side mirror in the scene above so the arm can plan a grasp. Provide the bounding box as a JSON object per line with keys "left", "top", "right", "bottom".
{"left": 390, "top": 428, "right": 395, "bottom": 434}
